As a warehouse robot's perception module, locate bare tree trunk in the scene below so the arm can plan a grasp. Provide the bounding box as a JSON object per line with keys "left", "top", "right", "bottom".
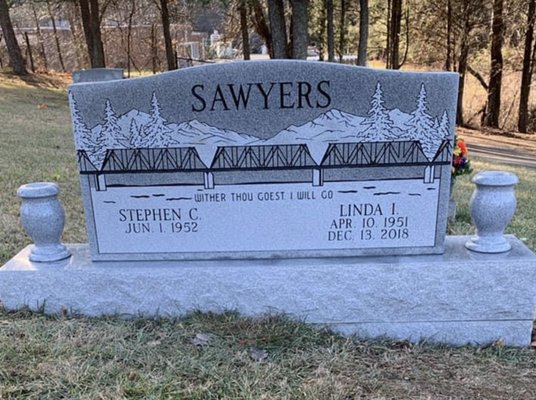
{"left": 291, "top": 0, "right": 308, "bottom": 59}
{"left": 126, "top": 0, "right": 136, "bottom": 77}
{"left": 251, "top": 0, "right": 272, "bottom": 57}
{"left": 239, "top": 0, "right": 250, "bottom": 60}
{"left": 66, "top": 2, "right": 85, "bottom": 69}
{"left": 159, "top": 0, "right": 177, "bottom": 70}
{"left": 268, "top": 0, "right": 288, "bottom": 58}
{"left": 338, "top": 0, "right": 346, "bottom": 62}
{"left": 445, "top": 0, "right": 452, "bottom": 71}
{"left": 518, "top": 0, "right": 536, "bottom": 133}
{"left": 46, "top": 0, "right": 66, "bottom": 72}
{"left": 79, "top": 0, "right": 105, "bottom": 68}
{"left": 387, "top": 0, "right": 402, "bottom": 69}
{"left": 89, "top": 0, "right": 105, "bottom": 67}
{"left": 357, "top": 0, "right": 368, "bottom": 66}
{"left": 151, "top": 23, "right": 158, "bottom": 74}
{"left": 386, "top": 0, "right": 390, "bottom": 67}
{"left": 31, "top": 1, "right": 48, "bottom": 71}
{"left": 398, "top": 5, "right": 409, "bottom": 68}
{"left": 79, "top": 0, "right": 94, "bottom": 63}
{"left": 317, "top": 0, "right": 326, "bottom": 61}
{"left": 326, "top": 0, "right": 334, "bottom": 61}
{"left": 452, "top": 26, "right": 457, "bottom": 72}
{"left": 0, "top": 0, "right": 27, "bottom": 75}
{"left": 24, "top": 32, "right": 35, "bottom": 73}
{"left": 483, "top": 0, "right": 504, "bottom": 128}
{"left": 457, "top": 30, "right": 470, "bottom": 126}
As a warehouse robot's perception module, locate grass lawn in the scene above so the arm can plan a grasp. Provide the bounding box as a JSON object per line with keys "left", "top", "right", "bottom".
{"left": 1, "top": 73, "right": 536, "bottom": 399}
{"left": 1, "top": 310, "right": 536, "bottom": 399}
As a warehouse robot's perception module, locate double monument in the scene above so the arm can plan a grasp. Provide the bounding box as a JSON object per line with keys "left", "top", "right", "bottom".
{"left": 2, "top": 61, "right": 535, "bottom": 347}
{"left": 69, "top": 62, "right": 455, "bottom": 260}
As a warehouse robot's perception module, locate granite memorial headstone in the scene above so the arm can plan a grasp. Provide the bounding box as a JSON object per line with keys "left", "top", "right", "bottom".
{"left": 68, "top": 61, "right": 458, "bottom": 260}
{"left": 2, "top": 61, "right": 536, "bottom": 347}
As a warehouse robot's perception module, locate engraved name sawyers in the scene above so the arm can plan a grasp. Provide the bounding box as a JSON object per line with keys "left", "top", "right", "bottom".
{"left": 191, "top": 80, "right": 331, "bottom": 112}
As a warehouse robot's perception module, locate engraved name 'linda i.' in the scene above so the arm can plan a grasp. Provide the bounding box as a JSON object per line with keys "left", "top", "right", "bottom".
{"left": 191, "top": 81, "right": 331, "bottom": 112}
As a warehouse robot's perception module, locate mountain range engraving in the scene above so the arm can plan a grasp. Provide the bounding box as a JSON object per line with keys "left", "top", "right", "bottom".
{"left": 69, "top": 82, "right": 451, "bottom": 170}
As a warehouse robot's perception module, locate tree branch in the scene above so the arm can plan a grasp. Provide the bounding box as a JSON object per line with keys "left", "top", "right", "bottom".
{"left": 467, "top": 65, "right": 488, "bottom": 90}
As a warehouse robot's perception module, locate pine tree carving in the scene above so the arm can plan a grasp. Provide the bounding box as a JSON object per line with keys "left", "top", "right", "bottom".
{"left": 69, "top": 91, "right": 94, "bottom": 151}
{"left": 405, "top": 83, "right": 438, "bottom": 159}
{"left": 136, "top": 92, "right": 176, "bottom": 148}
{"left": 361, "top": 82, "right": 396, "bottom": 140}
{"left": 439, "top": 111, "right": 450, "bottom": 139}
{"left": 102, "top": 99, "right": 127, "bottom": 148}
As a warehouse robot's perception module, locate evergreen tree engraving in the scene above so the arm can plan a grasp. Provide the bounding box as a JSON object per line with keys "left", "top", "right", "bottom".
{"left": 69, "top": 91, "right": 94, "bottom": 151}
{"left": 361, "top": 82, "right": 396, "bottom": 140}
{"left": 405, "top": 83, "right": 437, "bottom": 159}
{"left": 128, "top": 118, "right": 142, "bottom": 147}
{"left": 91, "top": 126, "right": 108, "bottom": 170}
{"left": 70, "top": 91, "right": 105, "bottom": 169}
{"left": 439, "top": 110, "right": 451, "bottom": 139}
{"left": 136, "top": 92, "right": 175, "bottom": 148}
{"left": 90, "top": 99, "right": 123, "bottom": 170}
{"left": 102, "top": 99, "right": 127, "bottom": 148}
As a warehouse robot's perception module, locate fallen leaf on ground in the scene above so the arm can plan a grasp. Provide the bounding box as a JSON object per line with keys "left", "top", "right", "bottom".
{"left": 248, "top": 347, "right": 268, "bottom": 362}
{"left": 191, "top": 333, "right": 211, "bottom": 347}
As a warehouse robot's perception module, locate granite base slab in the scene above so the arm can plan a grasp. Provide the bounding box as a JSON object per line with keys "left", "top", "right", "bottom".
{"left": 1, "top": 235, "right": 535, "bottom": 347}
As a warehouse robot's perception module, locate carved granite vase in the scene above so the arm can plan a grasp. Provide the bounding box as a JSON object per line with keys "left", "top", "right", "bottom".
{"left": 17, "top": 182, "right": 71, "bottom": 262}
{"left": 465, "top": 171, "right": 518, "bottom": 253}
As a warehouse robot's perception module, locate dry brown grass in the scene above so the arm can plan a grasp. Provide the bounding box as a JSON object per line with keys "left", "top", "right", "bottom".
{"left": 0, "top": 70, "right": 72, "bottom": 89}
{"left": 0, "top": 310, "right": 535, "bottom": 400}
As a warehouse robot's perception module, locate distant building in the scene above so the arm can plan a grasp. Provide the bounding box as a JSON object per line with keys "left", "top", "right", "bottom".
{"left": 210, "top": 30, "right": 222, "bottom": 47}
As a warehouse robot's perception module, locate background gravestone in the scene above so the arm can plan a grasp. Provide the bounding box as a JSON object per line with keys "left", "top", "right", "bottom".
{"left": 68, "top": 61, "right": 458, "bottom": 261}
{"left": 72, "top": 68, "right": 124, "bottom": 83}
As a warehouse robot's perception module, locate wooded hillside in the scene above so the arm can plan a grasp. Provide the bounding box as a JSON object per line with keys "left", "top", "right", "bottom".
{"left": 0, "top": 0, "right": 534, "bottom": 133}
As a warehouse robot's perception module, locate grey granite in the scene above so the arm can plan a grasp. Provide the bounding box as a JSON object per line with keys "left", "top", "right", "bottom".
{"left": 2, "top": 235, "right": 535, "bottom": 346}
{"left": 17, "top": 182, "right": 71, "bottom": 262}
{"left": 72, "top": 68, "right": 124, "bottom": 83}
{"left": 68, "top": 61, "right": 459, "bottom": 260}
{"left": 333, "top": 321, "right": 534, "bottom": 347}
{"left": 466, "top": 171, "right": 519, "bottom": 253}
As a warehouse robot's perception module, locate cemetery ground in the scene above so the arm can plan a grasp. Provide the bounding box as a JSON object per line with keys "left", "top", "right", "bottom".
{"left": 1, "top": 72, "right": 536, "bottom": 398}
